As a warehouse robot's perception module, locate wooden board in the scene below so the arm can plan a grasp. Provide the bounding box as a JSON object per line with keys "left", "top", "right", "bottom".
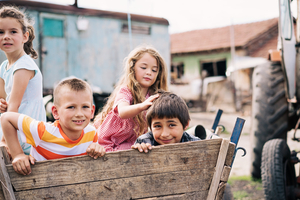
{"left": 1, "top": 138, "right": 235, "bottom": 200}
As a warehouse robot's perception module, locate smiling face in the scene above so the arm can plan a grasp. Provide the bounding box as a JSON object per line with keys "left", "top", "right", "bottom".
{"left": 52, "top": 86, "right": 95, "bottom": 141}
{"left": 134, "top": 53, "right": 158, "bottom": 91}
{"left": 0, "top": 17, "right": 28, "bottom": 57}
{"left": 151, "top": 117, "right": 189, "bottom": 145}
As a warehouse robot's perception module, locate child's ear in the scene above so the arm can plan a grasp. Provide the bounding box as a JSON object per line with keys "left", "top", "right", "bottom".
{"left": 51, "top": 105, "right": 60, "bottom": 120}
{"left": 90, "top": 104, "right": 95, "bottom": 119}
{"left": 23, "top": 31, "right": 29, "bottom": 44}
{"left": 184, "top": 120, "right": 190, "bottom": 130}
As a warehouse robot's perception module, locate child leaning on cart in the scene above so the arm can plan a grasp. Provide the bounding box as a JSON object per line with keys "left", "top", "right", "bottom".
{"left": 131, "top": 90, "right": 200, "bottom": 153}
{"left": 0, "top": 78, "right": 106, "bottom": 175}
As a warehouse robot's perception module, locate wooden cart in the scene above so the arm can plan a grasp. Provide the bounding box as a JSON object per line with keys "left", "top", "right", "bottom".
{"left": 0, "top": 115, "right": 245, "bottom": 200}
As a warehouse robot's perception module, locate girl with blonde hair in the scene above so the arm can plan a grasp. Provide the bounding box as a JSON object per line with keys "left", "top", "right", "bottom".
{"left": 94, "top": 45, "right": 168, "bottom": 152}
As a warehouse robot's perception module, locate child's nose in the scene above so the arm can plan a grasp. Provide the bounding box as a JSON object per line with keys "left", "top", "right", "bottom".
{"left": 75, "top": 109, "right": 84, "bottom": 117}
{"left": 4, "top": 33, "right": 10, "bottom": 39}
{"left": 161, "top": 129, "right": 170, "bottom": 137}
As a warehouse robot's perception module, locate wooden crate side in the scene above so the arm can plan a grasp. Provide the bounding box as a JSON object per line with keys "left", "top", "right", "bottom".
{"left": 8, "top": 139, "right": 223, "bottom": 191}
{"left": 225, "top": 142, "right": 235, "bottom": 166}
{"left": 139, "top": 191, "right": 208, "bottom": 200}
{"left": 14, "top": 168, "right": 213, "bottom": 200}
{"left": 0, "top": 148, "right": 15, "bottom": 200}
{"left": 207, "top": 139, "right": 230, "bottom": 200}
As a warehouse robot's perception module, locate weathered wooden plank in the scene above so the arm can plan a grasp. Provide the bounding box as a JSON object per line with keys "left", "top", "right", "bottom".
{"left": 0, "top": 186, "right": 5, "bottom": 200}
{"left": 207, "top": 139, "right": 230, "bottom": 200}
{"left": 0, "top": 147, "right": 11, "bottom": 165}
{"left": 225, "top": 142, "right": 235, "bottom": 166}
{"left": 220, "top": 166, "right": 231, "bottom": 182}
{"left": 8, "top": 139, "right": 226, "bottom": 191}
{"left": 0, "top": 148, "right": 15, "bottom": 200}
{"left": 215, "top": 182, "right": 227, "bottom": 200}
{"left": 14, "top": 168, "right": 213, "bottom": 200}
{"left": 140, "top": 191, "right": 208, "bottom": 200}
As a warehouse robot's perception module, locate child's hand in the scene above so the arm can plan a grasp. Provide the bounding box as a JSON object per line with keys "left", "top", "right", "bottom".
{"left": 86, "top": 143, "right": 106, "bottom": 159}
{"left": 12, "top": 154, "right": 35, "bottom": 175}
{"left": 131, "top": 143, "right": 152, "bottom": 153}
{"left": 0, "top": 98, "right": 8, "bottom": 113}
{"left": 140, "top": 94, "right": 159, "bottom": 111}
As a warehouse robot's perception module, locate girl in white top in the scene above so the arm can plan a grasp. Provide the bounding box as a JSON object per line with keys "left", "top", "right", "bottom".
{"left": 0, "top": 6, "right": 46, "bottom": 155}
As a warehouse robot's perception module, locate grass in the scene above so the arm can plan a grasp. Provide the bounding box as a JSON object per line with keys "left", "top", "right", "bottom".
{"left": 228, "top": 175, "right": 263, "bottom": 199}
{"left": 233, "top": 191, "right": 249, "bottom": 199}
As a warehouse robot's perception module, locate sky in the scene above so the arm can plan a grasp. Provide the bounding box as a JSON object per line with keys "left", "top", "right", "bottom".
{"left": 33, "top": 0, "right": 297, "bottom": 34}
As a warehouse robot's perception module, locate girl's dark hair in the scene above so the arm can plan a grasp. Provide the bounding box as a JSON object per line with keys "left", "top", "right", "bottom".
{"left": 146, "top": 90, "right": 190, "bottom": 129}
{"left": 0, "top": 6, "right": 38, "bottom": 59}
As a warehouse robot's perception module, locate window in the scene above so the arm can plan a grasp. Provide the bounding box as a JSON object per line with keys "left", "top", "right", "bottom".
{"left": 201, "top": 60, "right": 226, "bottom": 78}
{"left": 171, "top": 63, "right": 185, "bottom": 84}
{"left": 121, "top": 24, "right": 151, "bottom": 35}
{"left": 43, "top": 18, "right": 64, "bottom": 37}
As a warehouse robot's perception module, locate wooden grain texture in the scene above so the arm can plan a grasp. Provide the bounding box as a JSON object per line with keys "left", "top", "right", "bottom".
{"left": 207, "top": 139, "right": 230, "bottom": 200}
{"left": 0, "top": 148, "right": 15, "bottom": 200}
{"left": 140, "top": 191, "right": 208, "bottom": 200}
{"left": 220, "top": 166, "right": 231, "bottom": 182}
{"left": 225, "top": 142, "right": 235, "bottom": 166}
{"left": 8, "top": 139, "right": 223, "bottom": 191}
{"left": 14, "top": 168, "right": 212, "bottom": 200}
{"left": 0, "top": 147, "right": 11, "bottom": 165}
{"left": 215, "top": 182, "right": 227, "bottom": 200}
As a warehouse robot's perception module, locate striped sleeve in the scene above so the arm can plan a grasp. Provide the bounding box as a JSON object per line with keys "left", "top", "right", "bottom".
{"left": 18, "top": 114, "right": 44, "bottom": 148}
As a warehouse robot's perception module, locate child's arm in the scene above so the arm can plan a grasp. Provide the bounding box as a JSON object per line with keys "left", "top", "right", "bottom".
{"left": 0, "top": 78, "right": 7, "bottom": 113}
{"left": 118, "top": 94, "right": 159, "bottom": 119}
{"left": 131, "top": 143, "right": 152, "bottom": 153}
{"left": 86, "top": 143, "right": 106, "bottom": 159}
{"left": 0, "top": 112, "right": 35, "bottom": 175}
{"left": 7, "top": 69, "right": 34, "bottom": 112}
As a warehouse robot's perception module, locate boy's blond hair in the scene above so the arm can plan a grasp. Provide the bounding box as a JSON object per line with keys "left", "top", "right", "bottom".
{"left": 53, "top": 78, "right": 93, "bottom": 106}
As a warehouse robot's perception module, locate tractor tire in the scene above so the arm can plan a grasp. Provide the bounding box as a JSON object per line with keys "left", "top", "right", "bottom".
{"left": 251, "top": 62, "right": 288, "bottom": 179}
{"left": 261, "top": 139, "right": 296, "bottom": 200}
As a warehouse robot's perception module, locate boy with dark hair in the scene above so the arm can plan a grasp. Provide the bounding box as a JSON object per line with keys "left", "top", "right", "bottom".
{"left": 0, "top": 78, "right": 105, "bottom": 175}
{"left": 131, "top": 90, "right": 200, "bottom": 153}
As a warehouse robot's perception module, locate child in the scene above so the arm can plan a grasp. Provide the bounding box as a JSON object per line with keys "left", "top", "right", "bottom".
{"left": 93, "top": 45, "right": 168, "bottom": 152}
{"left": 0, "top": 6, "right": 46, "bottom": 155}
{"left": 1, "top": 78, "right": 105, "bottom": 175}
{"left": 131, "top": 90, "right": 200, "bottom": 153}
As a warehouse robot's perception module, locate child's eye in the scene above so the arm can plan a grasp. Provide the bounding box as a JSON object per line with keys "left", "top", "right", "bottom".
{"left": 11, "top": 31, "right": 17, "bottom": 34}
{"left": 153, "top": 125, "right": 161, "bottom": 128}
{"left": 0, "top": 31, "right": 3, "bottom": 34}
{"left": 83, "top": 106, "right": 90, "bottom": 109}
{"left": 152, "top": 69, "right": 157, "bottom": 72}
{"left": 169, "top": 124, "right": 176, "bottom": 127}
{"left": 67, "top": 106, "right": 75, "bottom": 109}
{"left": 141, "top": 67, "right": 146, "bottom": 70}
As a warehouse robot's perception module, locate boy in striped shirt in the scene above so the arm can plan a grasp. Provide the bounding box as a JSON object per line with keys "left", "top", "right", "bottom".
{"left": 1, "top": 78, "right": 105, "bottom": 175}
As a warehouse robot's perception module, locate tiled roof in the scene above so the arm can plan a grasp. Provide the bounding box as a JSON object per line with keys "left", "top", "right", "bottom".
{"left": 171, "top": 18, "right": 278, "bottom": 54}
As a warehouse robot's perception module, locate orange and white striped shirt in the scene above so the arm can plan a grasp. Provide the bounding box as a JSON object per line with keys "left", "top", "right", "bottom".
{"left": 18, "top": 114, "right": 98, "bottom": 161}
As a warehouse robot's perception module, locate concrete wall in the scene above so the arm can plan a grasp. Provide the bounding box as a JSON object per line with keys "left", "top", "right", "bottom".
{"left": 0, "top": 10, "right": 170, "bottom": 94}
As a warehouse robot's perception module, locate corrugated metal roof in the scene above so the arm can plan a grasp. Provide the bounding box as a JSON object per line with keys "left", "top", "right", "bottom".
{"left": 171, "top": 18, "right": 278, "bottom": 54}
{"left": 0, "top": 0, "right": 169, "bottom": 25}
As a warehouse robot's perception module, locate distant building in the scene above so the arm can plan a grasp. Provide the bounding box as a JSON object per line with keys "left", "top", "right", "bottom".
{"left": 0, "top": 1, "right": 170, "bottom": 96}
{"left": 170, "top": 18, "right": 278, "bottom": 113}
